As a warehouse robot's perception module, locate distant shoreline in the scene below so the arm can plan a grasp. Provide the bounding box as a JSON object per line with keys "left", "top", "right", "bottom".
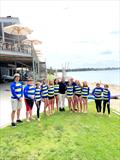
{"left": 56, "top": 67, "right": 120, "bottom": 72}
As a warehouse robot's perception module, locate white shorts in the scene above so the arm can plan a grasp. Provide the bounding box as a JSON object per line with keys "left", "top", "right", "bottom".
{"left": 11, "top": 99, "right": 22, "bottom": 111}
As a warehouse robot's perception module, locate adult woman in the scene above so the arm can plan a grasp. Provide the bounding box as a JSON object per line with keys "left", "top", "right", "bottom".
{"left": 54, "top": 79, "right": 59, "bottom": 111}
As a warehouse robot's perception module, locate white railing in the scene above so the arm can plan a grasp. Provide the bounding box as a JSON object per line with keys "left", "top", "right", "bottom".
{"left": 0, "top": 42, "right": 32, "bottom": 56}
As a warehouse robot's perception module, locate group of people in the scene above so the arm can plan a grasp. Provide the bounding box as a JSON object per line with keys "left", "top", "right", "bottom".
{"left": 10, "top": 73, "right": 111, "bottom": 127}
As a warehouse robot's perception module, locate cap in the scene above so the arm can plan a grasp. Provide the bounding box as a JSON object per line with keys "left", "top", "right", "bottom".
{"left": 14, "top": 73, "right": 20, "bottom": 79}
{"left": 36, "top": 81, "right": 40, "bottom": 85}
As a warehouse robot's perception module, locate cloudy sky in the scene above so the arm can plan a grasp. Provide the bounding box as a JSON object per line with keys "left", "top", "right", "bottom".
{"left": 1, "top": 0, "right": 120, "bottom": 69}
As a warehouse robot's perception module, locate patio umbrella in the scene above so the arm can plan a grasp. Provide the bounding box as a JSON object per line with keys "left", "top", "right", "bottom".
{"left": 3, "top": 24, "right": 33, "bottom": 49}
{"left": 22, "top": 39, "right": 42, "bottom": 45}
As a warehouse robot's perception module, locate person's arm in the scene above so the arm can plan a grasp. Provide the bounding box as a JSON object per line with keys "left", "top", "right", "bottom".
{"left": 92, "top": 88, "right": 95, "bottom": 96}
{"left": 108, "top": 90, "right": 111, "bottom": 102}
{"left": 88, "top": 87, "right": 90, "bottom": 95}
{"left": 24, "top": 86, "right": 28, "bottom": 98}
{"left": 20, "top": 84, "right": 23, "bottom": 98}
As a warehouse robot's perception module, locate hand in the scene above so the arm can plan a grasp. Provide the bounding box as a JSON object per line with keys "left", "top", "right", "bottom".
{"left": 36, "top": 101, "right": 39, "bottom": 105}
{"left": 31, "top": 96, "right": 35, "bottom": 99}
{"left": 42, "top": 99, "right": 45, "bottom": 102}
{"left": 19, "top": 97, "right": 22, "bottom": 101}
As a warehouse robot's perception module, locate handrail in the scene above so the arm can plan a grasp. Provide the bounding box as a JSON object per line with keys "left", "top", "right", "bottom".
{"left": 0, "top": 41, "right": 32, "bottom": 55}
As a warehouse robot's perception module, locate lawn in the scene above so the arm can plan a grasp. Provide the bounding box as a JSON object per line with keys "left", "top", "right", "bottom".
{"left": 0, "top": 102, "right": 120, "bottom": 160}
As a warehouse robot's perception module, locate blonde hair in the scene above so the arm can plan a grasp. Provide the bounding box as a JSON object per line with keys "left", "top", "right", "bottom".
{"left": 77, "top": 80, "right": 82, "bottom": 87}
{"left": 49, "top": 80, "right": 54, "bottom": 86}
{"left": 104, "top": 84, "right": 109, "bottom": 88}
{"left": 83, "top": 81, "right": 88, "bottom": 87}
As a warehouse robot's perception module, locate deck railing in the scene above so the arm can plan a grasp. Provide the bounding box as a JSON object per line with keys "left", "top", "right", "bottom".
{"left": 0, "top": 36, "right": 32, "bottom": 56}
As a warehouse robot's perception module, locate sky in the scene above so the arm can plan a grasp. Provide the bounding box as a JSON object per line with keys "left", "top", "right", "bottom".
{"left": 0, "top": 0, "right": 120, "bottom": 69}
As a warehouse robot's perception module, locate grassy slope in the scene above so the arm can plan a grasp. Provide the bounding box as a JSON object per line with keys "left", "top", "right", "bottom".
{"left": 0, "top": 102, "right": 120, "bottom": 160}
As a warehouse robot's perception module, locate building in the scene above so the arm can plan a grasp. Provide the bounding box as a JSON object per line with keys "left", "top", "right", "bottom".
{"left": 0, "top": 16, "right": 46, "bottom": 82}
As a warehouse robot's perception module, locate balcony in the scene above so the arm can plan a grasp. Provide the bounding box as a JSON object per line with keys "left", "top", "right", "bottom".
{"left": 0, "top": 40, "right": 32, "bottom": 57}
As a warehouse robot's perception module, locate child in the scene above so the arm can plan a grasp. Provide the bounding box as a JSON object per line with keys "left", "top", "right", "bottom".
{"left": 103, "top": 84, "right": 111, "bottom": 117}
{"left": 35, "top": 82, "right": 42, "bottom": 121}
{"left": 24, "top": 77, "right": 35, "bottom": 122}
{"left": 41, "top": 79, "right": 49, "bottom": 115}
{"left": 74, "top": 80, "right": 82, "bottom": 112}
{"left": 54, "top": 79, "right": 59, "bottom": 111}
{"left": 81, "top": 81, "right": 90, "bottom": 113}
{"left": 92, "top": 83, "right": 103, "bottom": 114}
{"left": 48, "top": 80, "right": 55, "bottom": 115}
{"left": 10, "top": 73, "right": 23, "bottom": 127}
{"left": 70, "top": 78, "right": 77, "bottom": 111}
{"left": 66, "top": 79, "right": 74, "bottom": 111}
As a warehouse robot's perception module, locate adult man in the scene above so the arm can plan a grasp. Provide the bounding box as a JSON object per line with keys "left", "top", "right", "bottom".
{"left": 58, "top": 77, "right": 66, "bottom": 111}
{"left": 10, "top": 73, "right": 23, "bottom": 127}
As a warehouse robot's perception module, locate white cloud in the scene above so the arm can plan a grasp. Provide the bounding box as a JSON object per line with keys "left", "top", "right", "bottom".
{"left": 1, "top": 0, "right": 120, "bottom": 68}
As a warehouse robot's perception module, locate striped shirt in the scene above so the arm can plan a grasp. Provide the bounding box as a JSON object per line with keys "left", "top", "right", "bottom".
{"left": 48, "top": 86, "right": 54, "bottom": 97}
{"left": 103, "top": 89, "right": 110, "bottom": 101}
{"left": 74, "top": 85, "right": 82, "bottom": 95}
{"left": 54, "top": 84, "right": 59, "bottom": 95}
{"left": 41, "top": 83, "right": 48, "bottom": 98}
{"left": 35, "top": 87, "right": 42, "bottom": 101}
{"left": 24, "top": 84, "right": 35, "bottom": 100}
{"left": 92, "top": 87, "right": 103, "bottom": 100}
{"left": 10, "top": 82, "right": 23, "bottom": 99}
{"left": 66, "top": 85, "right": 74, "bottom": 97}
{"left": 82, "top": 87, "right": 90, "bottom": 97}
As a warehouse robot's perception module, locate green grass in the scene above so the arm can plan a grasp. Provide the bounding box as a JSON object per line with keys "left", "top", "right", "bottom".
{"left": 0, "top": 102, "right": 120, "bottom": 160}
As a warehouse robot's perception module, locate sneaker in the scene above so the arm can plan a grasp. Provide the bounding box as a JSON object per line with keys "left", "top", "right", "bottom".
{"left": 62, "top": 108, "right": 65, "bottom": 111}
{"left": 16, "top": 119, "right": 23, "bottom": 123}
{"left": 26, "top": 119, "right": 30, "bottom": 122}
{"left": 11, "top": 122, "right": 16, "bottom": 127}
{"left": 37, "top": 118, "right": 40, "bottom": 121}
{"left": 59, "top": 108, "right": 62, "bottom": 111}
{"left": 31, "top": 117, "right": 35, "bottom": 120}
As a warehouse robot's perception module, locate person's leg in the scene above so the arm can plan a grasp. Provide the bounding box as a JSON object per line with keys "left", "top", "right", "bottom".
{"left": 52, "top": 98, "right": 55, "bottom": 112}
{"left": 103, "top": 100, "right": 106, "bottom": 114}
{"left": 56, "top": 95, "right": 59, "bottom": 111}
{"left": 95, "top": 100, "right": 99, "bottom": 113}
{"left": 38, "top": 101, "right": 41, "bottom": 119}
{"left": 11, "top": 99, "right": 17, "bottom": 125}
{"left": 44, "top": 98, "right": 48, "bottom": 115}
{"left": 79, "top": 96, "right": 83, "bottom": 112}
{"left": 99, "top": 100, "right": 102, "bottom": 113}
{"left": 82, "top": 98, "right": 85, "bottom": 112}
{"left": 62, "top": 94, "right": 65, "bottom": 111}
{"left": 36, "top": 101, "right": 40, "bottom": 119}
{"left": 58, "top": 94, "right": 62, "bottom": 111}
{"left": 25, "top": 99, "right": 31, "bottom": 121}
{"left": 68, "top": 98, "right": 70, "bottom": 111}
{"left": 48, "top": 99, "right": 51, "bottom": 115}
{"left": 29, "top": 100, "right": 34, "bottom": 119}
{"left": 26, "top": 111, "right": 29, "bottom": 121}
{"left": 107, "top": 101, "right": 110, "bottom": 115}
{"left": 11, "top": 111, "right": 16, "bottom": 123}
{"left": 85, "top": 98, "right": 88, "bottom": 112}
{"left": 71, "top": 97, "right": 74, "bottom": 111}
{"left": 16, "top": 100, "right": 22, "bottom": 122}
{"left": 75, "top": 96, "right": 79, "bottom": 111}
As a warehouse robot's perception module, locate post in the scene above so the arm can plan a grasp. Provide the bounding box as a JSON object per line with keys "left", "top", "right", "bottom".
{"left": 1, "top": 22, "right": 5, "bottom": 43}
{"left": 33, "top": 57, "right": 35, "bottom": 83}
